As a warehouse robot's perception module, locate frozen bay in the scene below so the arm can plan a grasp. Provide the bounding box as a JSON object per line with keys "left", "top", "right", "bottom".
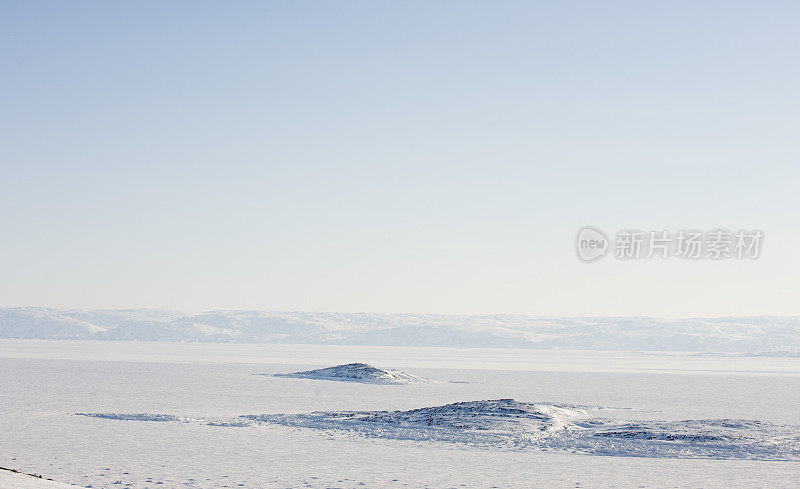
{"left": 2, "top": 340, "right": 799, "bottom": 488}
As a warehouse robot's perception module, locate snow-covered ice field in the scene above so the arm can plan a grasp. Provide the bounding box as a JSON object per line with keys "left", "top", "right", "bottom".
{"left": 2, "top": 340, "right": 800, "bottom": 488}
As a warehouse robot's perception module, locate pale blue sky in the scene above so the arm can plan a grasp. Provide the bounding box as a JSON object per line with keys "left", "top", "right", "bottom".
{"left": 2, "top": 1, "right": 798, "bottom": 316}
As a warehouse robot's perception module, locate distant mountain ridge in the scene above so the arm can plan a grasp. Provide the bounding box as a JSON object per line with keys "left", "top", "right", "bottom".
{"left": 1, "top": 307, "right": 799, "bottom": 353}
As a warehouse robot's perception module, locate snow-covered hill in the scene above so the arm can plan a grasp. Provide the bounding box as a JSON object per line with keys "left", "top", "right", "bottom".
{"left": 2, "top": 308, "right": 799, "bottom": 353}
{"left": 268, "top": 363, "right": 434, "bottom": 384}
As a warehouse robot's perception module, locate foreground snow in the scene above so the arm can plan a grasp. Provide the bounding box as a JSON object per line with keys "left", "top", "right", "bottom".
{"left": 266, "top": 363, "right": 435, "bottom": 384}
{"left": 0, "top": 469, "right": 75, "bottom": 488}
{"left": 75, "top": 399, "right": 800, "bottom": 461}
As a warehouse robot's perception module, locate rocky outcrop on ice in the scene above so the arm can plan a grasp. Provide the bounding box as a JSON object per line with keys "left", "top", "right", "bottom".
{"left": 268, "top": 363, "right": 434, "bottom": 384}
{"left": 5, "top": 308, "right": 800, "bottom": 353}
{"left": 73, "top": 399, "right": 800, "bottom": 461}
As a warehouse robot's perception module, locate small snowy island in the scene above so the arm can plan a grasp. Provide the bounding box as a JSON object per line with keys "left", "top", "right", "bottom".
{"left": 267, "top": 363, "right": 434, "bottom": 384}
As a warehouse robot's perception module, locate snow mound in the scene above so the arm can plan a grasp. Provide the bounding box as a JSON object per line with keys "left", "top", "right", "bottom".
{"left": 269, "top": 363, "right": 434, "bottom": 384}
{"left": 346, "top": 399, "right": 588, "bottom": 431}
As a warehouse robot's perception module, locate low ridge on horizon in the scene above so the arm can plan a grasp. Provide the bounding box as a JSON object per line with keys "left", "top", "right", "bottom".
{"left": 0, "top": 308, "right": 799, "bottom": 354}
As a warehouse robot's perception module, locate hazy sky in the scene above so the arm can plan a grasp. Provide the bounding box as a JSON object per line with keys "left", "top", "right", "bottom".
{"left": 2, "top": 1, "right": 798, "bottom": 316}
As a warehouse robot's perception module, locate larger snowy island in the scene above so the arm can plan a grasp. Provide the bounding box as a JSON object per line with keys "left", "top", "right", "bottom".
{"left": 74, "top": 398, "right": 800, "bottom": 461}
